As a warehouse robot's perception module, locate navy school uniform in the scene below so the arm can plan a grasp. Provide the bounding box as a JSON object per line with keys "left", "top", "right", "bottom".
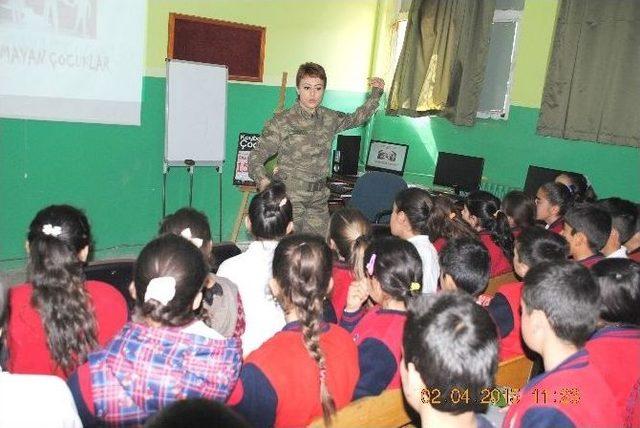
{"left": 340, "top": 306, "right": 406, "bottom": 400}
{"left": 503, "top": 349, "right": 623, "bottom": 428}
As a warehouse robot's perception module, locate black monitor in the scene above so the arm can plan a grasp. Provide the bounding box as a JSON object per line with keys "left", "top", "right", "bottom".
{"left": 433, "top": 152, "right": 484, "bottom": 194}
{"left": 523, "top": 165, "right": 566, "bottom": 196}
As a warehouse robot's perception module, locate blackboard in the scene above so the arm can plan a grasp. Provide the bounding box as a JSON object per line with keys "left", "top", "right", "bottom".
{"left": 233, "top": 133, "right": 260, "bottom": 185}
{"left": 168, "top": 13, "right": 266, "bottom": 82}
{"left": 165, "top": 59, "right": 227, "bottom": 166}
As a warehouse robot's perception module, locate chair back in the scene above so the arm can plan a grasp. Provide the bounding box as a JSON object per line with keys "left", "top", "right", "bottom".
{"left": 495, "top": 355, "right": 534, "bottom": 391}
{"left": 84, "top": 258, "right": 136, "bottom": 311}
{"left": 349, "top": 172, "right": 407, "bottom": 224}
{"left": 485, "top": 271, "right": 517, "bottom": 296}
{"left": 307, "top": 388, "right": 413, "bottom": 428}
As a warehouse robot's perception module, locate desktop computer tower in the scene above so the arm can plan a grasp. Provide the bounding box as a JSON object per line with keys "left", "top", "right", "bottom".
{"left": 333, "top": 135, "right": 360, "bottom": 176}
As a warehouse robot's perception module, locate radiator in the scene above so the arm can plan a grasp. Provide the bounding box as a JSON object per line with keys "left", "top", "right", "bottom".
{"left": 479, "top": 181, "right": 520, "bottom": 199}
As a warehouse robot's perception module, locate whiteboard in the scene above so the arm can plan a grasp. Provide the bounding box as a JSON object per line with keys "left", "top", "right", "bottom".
{"left": 165, "top": 60, "right": 227, "bottom": 166}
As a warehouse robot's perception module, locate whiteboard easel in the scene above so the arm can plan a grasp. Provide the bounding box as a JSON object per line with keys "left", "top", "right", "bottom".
{"left": 162, "top": 59, "right": 227, "bottom": 240}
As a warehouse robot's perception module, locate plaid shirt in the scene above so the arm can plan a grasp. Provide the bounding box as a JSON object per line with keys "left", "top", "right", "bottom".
{"left": 89, "top": 322, "right": 242, "bottom": 425}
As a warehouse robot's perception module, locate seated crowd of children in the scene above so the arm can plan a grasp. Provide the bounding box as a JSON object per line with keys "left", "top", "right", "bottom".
{"left": 0, "top": 175, "right": 638, "bottom": 427}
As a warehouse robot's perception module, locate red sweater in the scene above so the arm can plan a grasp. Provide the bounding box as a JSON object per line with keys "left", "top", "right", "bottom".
{"left": 7, "top": 280, "right": 128, "bottom": 379}
{"left": 504, "top": 349, "right": 623, "bottom": 427}
{"left": 228, "top": 322, "right": 358, "bottom": 428}
{"left": 585, "top": 325, "right": 640, "bottom": 428}
{"left": 487, "top": 282, "right": 525, "bottom": 361}
{"left": 479, "top": 232, "right": 512, "bottom": 277}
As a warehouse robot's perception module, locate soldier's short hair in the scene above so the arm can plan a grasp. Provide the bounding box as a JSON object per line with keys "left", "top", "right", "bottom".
{"left": 296, "top": 62, "right": 327, "bottom": 87}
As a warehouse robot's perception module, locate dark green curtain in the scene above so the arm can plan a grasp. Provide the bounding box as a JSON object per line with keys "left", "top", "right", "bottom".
{"left": 386, "top": 0, "right": 496, "bottom": 126}
{"left": 537, "top": 0, "right": 640, "bottom": 147}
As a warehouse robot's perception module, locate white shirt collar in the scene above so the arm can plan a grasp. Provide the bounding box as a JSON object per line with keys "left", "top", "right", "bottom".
{"left": 606, "top": 246, "right": 628, "bottom": 259}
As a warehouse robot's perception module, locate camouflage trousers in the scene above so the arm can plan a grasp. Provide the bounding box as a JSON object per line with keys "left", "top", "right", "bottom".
{"left": 287, "top": 182, "right": 330, "bottom": 237}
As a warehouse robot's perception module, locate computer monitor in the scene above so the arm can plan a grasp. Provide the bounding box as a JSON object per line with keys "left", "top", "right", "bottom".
{"left": 523, "top": 165, "right": 566, "bottom": 196}
{"left": 433, "top": 152, "right": 484, "bottom": 194}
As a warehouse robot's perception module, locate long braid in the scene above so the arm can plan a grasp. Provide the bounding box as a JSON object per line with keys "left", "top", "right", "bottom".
{"left": 274, "top": 236, "right": 335, "bottom": 425}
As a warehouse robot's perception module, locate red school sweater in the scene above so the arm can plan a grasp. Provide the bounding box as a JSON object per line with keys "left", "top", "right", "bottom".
{"left": 7, "top": 280, "right": 128, "bottom": 379}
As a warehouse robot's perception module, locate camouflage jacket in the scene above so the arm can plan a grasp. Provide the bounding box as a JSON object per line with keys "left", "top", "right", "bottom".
{"left": 248, "top": 87, "right": 383, "bottom": 184}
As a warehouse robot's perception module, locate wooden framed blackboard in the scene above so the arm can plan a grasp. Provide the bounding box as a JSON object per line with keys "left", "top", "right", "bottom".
{"left": 168, "top": 13, "right": 265, "bottom": 82}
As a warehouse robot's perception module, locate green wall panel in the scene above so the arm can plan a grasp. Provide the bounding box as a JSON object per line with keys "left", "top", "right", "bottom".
{"left": 371, "top": 108, "right": 640, "bottom": 201}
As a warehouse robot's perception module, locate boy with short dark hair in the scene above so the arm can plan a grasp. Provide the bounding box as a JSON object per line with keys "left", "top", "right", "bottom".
{"left": 401, "top": 292, "right": 498, "bottom": 428}
{"left": 561, "top": 203, "right": 611, "bottom": 267}
{"left": 587, "top": 258, "right": 640, "bottom": 427}
{"left": 439, "top": 238, "right": 490, "bottom": 297}
{"left": 487, "top": 227, "right": 568, "bottom": 361}
{"left": 503, "top": 261, "right": 622, "bottom": 427}
{"left": 597, "top": 197, "right": 638, "bottom": 258}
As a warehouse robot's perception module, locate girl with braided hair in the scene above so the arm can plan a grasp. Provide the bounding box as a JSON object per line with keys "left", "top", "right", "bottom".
{"left": 228, "top": 234, "right": 359, "bottom": 427}
{"left": 6, "top": 205, "right": 127, "bottom": 379}
{"left": 340, "top": 236, "right": 423, "bottom": 400}
{"left": 68, "top": 234, "right": 242, "bottom": 426}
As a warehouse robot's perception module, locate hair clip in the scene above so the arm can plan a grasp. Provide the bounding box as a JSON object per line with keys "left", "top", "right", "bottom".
{"left": 409, "top": 282, "right": 421, "bottom": 292}
{"left": 279, "top": 197, "right": 288, "bottom": 208}
{"left": 493, "top": 209, "right": 502, "bottom": 218}
{"left": 144, "top": 276, "right": 176, "bottom": 305}
{"left": 180, "top": 227, "right": 204, "bottom": 248}
{"left": 42, "top": 224, "right": 62, "bottom": 237}
{"left": 366, "top": 253, "right": 377, "bottom": 276}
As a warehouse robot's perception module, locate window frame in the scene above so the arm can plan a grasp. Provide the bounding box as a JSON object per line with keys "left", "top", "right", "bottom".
{"left": 476, "top": 9, "right": 523, "bottom": 120}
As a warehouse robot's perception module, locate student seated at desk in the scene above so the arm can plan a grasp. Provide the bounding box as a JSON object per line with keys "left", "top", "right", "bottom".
{"left": 561, "top": 203, "right": 611, "bottom": 268}
{"left": 401, "top": 292, "right": 498, "bottom": 428}
{"left": 503, "top": 262, "right": 622, "bottom": 427}
{"left": 461, "top": 191, "right": 514, "bottom": 277}
{"left": 588, "top": 258, "right": 640, "bottom": 428}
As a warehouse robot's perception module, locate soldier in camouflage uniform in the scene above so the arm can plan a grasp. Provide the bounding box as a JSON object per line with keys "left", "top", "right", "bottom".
{"left": 248, "top": 62, "right": 385, "bottom": 236}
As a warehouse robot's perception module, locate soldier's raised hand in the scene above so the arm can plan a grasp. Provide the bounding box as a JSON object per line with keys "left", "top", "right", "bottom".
{"left": 368, "top": 77, "right": 385, "bottom": 90}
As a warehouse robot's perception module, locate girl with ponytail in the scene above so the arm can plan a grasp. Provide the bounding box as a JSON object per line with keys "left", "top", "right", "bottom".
{"left": 426, "top": 195, "right": 478, "bottom": 251}
{"left": 68, "top": 234, "right": 242, "bottom": 426}
{"left": 535, "top": 181, "right": 573, "bottom": 234}
{"left": 340, "top": 236, "right": 423, "bottom": 399}
{"left": 327, "top": 207, "right": 372, "bottom": 320}
{"left": 228, "top": 234, "right": 359, "bottom": 427}
{"left": 217, "top": 181, "right": 293, "bottom": 355}
{"left": 461, "top": 191, "right": 514, "bottom": 277}
{"left": 390, "top": 188, "right": 440, "bottom": 293}
{"left": 7, "top": 205, "right": 127, "bottom": 378}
